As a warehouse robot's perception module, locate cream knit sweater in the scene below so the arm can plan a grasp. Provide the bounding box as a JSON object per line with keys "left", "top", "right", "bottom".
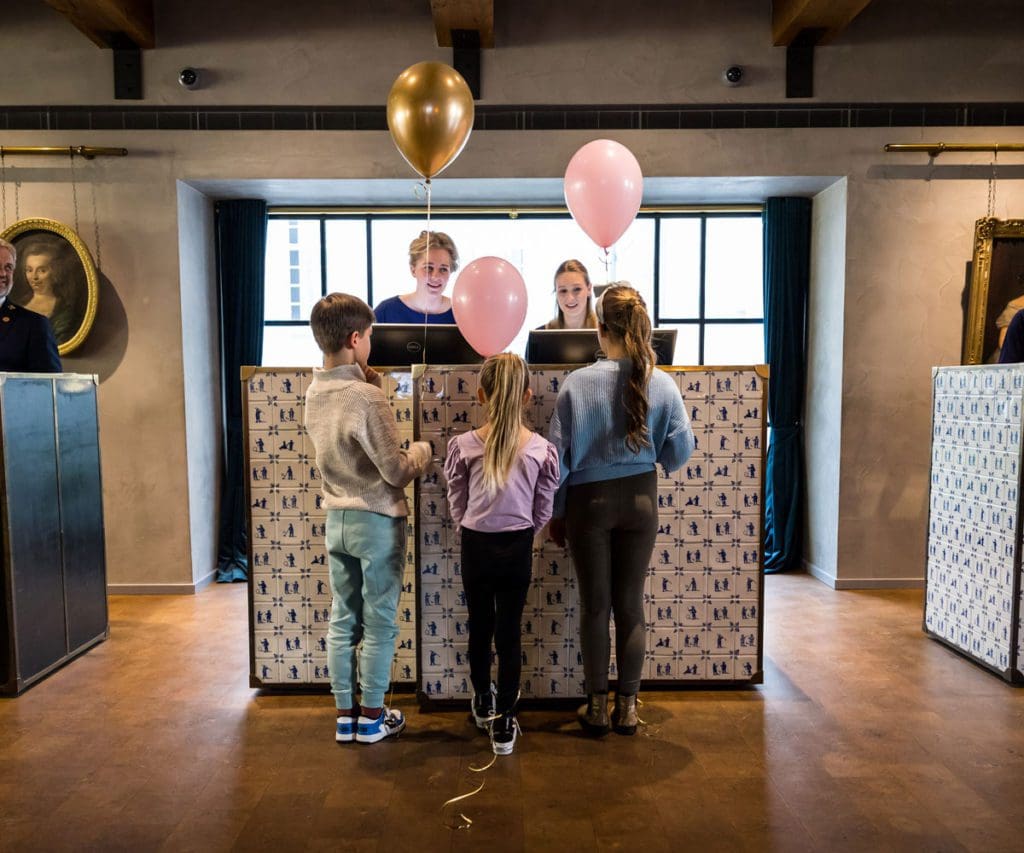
{"left": 304, "top": 364, "right": 431, "bottom": 517}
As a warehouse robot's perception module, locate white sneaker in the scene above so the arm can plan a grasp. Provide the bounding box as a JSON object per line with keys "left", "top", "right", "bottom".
{"left": 356, "top": 707, "right": 406, "bottom": 744}
{"left": 490, "top": 711, "right": 519, "bottom": 755}
{"left": 335, "top": 712, "right": 357, "bottom": 743}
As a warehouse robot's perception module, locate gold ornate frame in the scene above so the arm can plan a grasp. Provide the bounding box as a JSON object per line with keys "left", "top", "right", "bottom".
{"left": 963, "top": 216, "right": 1024, "bottom": 364}
{"left": 0, "top": 217, "right": 99, "bottom": 356}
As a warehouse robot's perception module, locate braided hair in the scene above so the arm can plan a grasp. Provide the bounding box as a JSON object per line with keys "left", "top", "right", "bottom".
{"left": 596, "top": 283, "right": 655, "bottom": 452}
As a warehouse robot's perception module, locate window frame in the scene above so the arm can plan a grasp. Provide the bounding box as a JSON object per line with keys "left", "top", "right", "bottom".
{"left": 263, "top": 205, "right": 764, "bottom": 364}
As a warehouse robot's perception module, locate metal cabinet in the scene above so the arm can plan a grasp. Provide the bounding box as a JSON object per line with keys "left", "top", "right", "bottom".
{"left": 0, "top": 374, "right": 108, "bottom": 695}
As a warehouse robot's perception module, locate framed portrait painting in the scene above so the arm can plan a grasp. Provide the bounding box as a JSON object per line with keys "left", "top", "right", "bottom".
{"left": 0, "top": 218, "right": 99, "bottom": 356}
{"left": 963, "top": 217, "right": 1024, "bottom": 364}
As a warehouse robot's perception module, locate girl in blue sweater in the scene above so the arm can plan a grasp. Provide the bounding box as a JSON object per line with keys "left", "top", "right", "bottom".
{"left": 548, "top": 284, "right": 694, "bottom": 735}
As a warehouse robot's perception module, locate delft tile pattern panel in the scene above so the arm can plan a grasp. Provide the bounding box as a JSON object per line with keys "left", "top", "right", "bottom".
{"left": 418, "top": 367, "right": 767, "bottom": 702}
{"left": 925, "top": 365, "right": 1024, "bottom": 680}
{"left": 246, "top": 368, "right": 419, "bottom": 687}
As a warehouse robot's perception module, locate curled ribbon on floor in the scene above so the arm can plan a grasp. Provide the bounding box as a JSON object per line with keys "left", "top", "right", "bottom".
{"left": 442, "top": 719, "right": 503, "bottom": 829}
{"left": 442, "top": 781, "right": 486, "bottom": 830}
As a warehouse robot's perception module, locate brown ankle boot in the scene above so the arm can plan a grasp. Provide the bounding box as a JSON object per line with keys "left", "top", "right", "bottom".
{"left": 577, "top": 693, "right": 610, "bottom": 736}
{"left": 612, "top": 693, "right": 638, "bottom": 735}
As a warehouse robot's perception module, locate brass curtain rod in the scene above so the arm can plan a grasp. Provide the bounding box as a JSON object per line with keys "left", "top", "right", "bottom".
{"left": 0, "top": 146, "right": 127, "bottom": 159}
{"left": 884, "top": 143, "right": 1024, "bottom": 157}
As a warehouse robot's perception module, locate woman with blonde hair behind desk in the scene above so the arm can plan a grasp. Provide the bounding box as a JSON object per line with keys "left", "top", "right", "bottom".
{"left": 548, "top": 284, "right": 694, "bottom": 736}
{"left": 541, "top": 259, "right": 598, "bottom": 330}
{"left": 373, "top": 231, "right": 459, "bottom": 324}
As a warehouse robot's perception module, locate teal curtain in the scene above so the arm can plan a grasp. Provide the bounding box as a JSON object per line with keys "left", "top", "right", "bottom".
{"left": 762, "top": 198, "right": 811, "bottom": 572}
{"left": 215, "top": 200, "right": 267, "bottom": 582}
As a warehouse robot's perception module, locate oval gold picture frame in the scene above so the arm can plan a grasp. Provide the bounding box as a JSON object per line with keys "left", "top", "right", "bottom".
{"left": 0, "top": 217, "right": 99, "bottom": 356}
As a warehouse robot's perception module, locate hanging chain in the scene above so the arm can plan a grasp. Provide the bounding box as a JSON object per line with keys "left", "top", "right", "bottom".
{"left": 13, "top": 165, "right": 19, "bottom": 222}
{"left": 70, "top": 149, "right": 81, "bottom": 235}
{"left": 1, "top": 152, "right": 6, "bottom": 230}
{"left": 987, "top": 150, "right": 998, "bottom": 219}
{"left": 90, "top": 181, "right": 102, "bottom": 271}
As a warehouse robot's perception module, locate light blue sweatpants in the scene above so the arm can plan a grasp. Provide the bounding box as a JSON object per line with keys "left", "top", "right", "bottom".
{"left": 325, "top": 509, "right": 405, "bottom": 709}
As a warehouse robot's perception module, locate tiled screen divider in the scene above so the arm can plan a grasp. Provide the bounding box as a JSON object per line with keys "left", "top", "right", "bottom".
{"left": 924, "top": 365, "right": 1024, "bottom": 683}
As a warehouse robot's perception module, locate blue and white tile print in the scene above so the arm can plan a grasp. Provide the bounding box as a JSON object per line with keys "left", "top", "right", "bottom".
{"left": 926, "top": 365, "right": 1024, "bottom": 679}
{"left": 418, "top": 367, "right": 766, "bottom": 700}
{"left": 247, "top": 368, "right": 418, "bottom": 687}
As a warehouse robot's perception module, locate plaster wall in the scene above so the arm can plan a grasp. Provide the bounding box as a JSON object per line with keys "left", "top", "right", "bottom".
{"left": 804, "top": 179, "right": 847, "bottom": 586}
{"left": 1, "top": 0, "right": 1023, "bottom": 588}
{"left": 833, "top": 168, "right": 1023, "bottom": 586}
{"left": 176, "top": 182, "right": 221, "bottom": 592}
{"left": 4, "top": 0, "right": 1023, "bottom": 106}
{"left": 3, "top": 126, "right": 1017, "bottom": 588}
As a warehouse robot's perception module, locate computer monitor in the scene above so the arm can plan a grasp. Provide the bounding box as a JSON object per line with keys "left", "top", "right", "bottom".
{"left": 651, "top": 329, "right": 678, "bottom": 365}
{"left": 367, "top": 323, "right": 483, "bottom": 367}
{"left": 525, "top": 329, "right": 678, "bottom": 366}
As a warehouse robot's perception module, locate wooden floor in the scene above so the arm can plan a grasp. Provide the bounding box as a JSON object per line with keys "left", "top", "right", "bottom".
{"left": 2, "top": 573, "right": 1023, "bottom": 852}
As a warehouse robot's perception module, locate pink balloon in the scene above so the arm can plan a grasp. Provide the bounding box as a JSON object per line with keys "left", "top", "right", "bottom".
{"left": 452, "top": 257, "right": 529, "bottom": 358}
{"left": 564, "top": 139, "right": 644, "bottom": 250}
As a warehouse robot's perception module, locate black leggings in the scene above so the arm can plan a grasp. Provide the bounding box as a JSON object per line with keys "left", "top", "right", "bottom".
{"left": 460, "top": 526, "right": 534, "bottom": 713}
{"left": 565, "top": 471, "right": 658, "bottom": 695}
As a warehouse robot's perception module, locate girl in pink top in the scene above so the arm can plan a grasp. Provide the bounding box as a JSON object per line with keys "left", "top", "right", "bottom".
{"left": 444, "top": 353, "right": 560, "bottom": 755}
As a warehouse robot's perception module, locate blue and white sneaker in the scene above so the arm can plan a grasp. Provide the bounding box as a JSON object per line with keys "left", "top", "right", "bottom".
{"left": 335, "top": 712, "right": 357, "bottom": 743}
{"left": 356, "top": 707, "right": 406, "bottom": 744}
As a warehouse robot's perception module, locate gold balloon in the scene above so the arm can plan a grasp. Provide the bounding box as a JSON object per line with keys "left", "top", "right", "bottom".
{"left": 387, "top": 61, "right": 475, "bottom": 179}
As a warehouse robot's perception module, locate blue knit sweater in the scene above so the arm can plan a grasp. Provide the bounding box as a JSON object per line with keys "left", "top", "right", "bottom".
{"left": 547, "top": 359, "right": 695, "bottom": 516}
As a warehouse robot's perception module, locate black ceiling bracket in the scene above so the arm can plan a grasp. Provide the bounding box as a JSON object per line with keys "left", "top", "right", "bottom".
{"left": 452, "top": 29, "right": 482, "bottom": 100}
{"left": 785, "top": 27, "right": 825, "bottom": 99}
{"left": 110, "top": 33, "right": 143, "bottom": 100}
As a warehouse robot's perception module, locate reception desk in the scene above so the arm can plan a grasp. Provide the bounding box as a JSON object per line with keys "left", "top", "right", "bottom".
{"left": 417, "top": 364, "right": 767, "bottom": 702}
{"left": 244, "top": 366, "right": 418, "bottom": 689}
{"left": 244, "top": 363, "right": 768, "bottom": 698}
{"left": 0, "top": 373, "right": 108, "bottom": 696}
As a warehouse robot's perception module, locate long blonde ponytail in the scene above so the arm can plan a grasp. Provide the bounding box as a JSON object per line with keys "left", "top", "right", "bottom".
{"left": 596, "top": 284, "right": 655, "bottom": 453}
{"left": 479, "top": 353, "right": 530, "bottom": 495}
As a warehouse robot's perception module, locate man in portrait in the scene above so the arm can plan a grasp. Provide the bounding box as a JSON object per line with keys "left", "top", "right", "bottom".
{"left": 0, "top": 237, "right": 62, "bottom": 373}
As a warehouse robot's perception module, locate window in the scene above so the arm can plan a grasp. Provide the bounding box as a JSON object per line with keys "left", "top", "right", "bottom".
{"left": 656, "top": 214, "right": 764, "bottom": 365}
{"left": 261, "top": 210, "right": 763, "bottom": 368}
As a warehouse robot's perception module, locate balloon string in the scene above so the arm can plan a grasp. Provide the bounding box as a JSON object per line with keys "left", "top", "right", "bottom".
{"left": 441, "top": 745, "right": 500, "bottom": 829}
{"left": 422, "top": 178, "right": 432, "bottom": 362}
{"left": 602, "top": 247, "right": 612, "bottom": 283}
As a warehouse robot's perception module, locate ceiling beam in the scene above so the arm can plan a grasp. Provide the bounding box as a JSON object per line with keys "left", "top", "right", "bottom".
{"left": 430, "top": 0, "right": 494, "bottom": 49}
{"left": 772, "top": 0, "right": 875, "bottom": 46}
{"left": 43, "top": 0, "right": 155, "bottom": 49}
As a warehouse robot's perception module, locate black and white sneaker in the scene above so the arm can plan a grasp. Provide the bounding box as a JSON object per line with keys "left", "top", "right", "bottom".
{"left": 490, "top": 711, "right": 519, "bottom": 755}
{"left": 471, "top": 684, "right": 496, "bottom": 731}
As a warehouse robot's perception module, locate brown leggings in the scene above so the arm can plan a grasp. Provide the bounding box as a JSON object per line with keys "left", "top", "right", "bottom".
{"left": 565, "top": 470, "right": 658, "bottom": 695}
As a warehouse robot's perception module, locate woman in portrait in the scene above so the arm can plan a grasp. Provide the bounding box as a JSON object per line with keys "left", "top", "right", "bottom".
{"left": 540, "top": 259, "right": 598, "bottom": 330}
{"left": 373, "top": 231, "right": 459, "bottom": 323}
{"left": 12, "top": 236, "right": 83, "bottom": 345}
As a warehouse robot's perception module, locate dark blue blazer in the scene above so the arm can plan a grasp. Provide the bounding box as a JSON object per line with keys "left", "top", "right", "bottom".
{"left": 999, "top": 309, "right": 1024, "bottom": 364}
{"left": 0, "top": 301, "right": 63, "bottom": 373}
